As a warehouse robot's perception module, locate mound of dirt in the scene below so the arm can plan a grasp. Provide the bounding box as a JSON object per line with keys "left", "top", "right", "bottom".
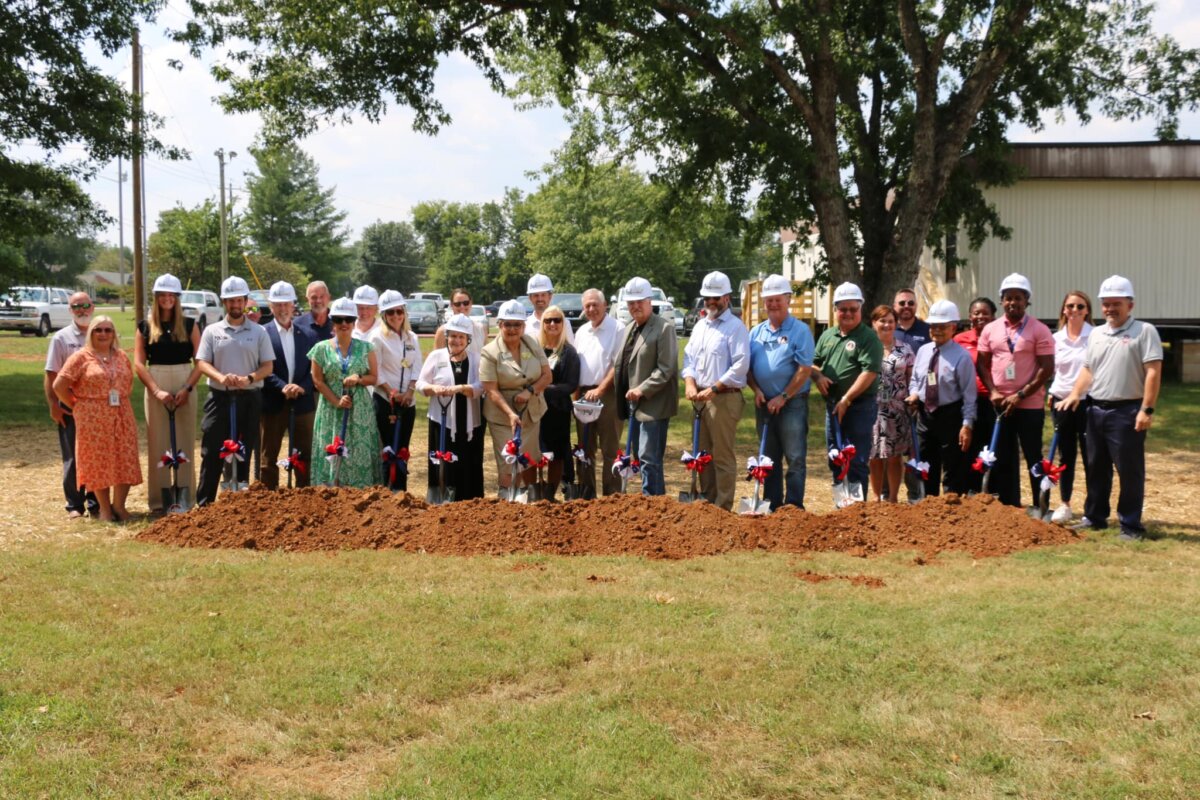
{"left": 136, "top": 484, "right": 1080, "bottom": 560}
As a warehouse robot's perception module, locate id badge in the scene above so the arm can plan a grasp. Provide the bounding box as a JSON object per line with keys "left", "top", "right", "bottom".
{"left": 108, "top": 389, "right": 120, "bottom": 407}
{"left": 927, "top": 371, "right": 938, "bottom": 387}
{"left": 1004, "top": 363, "right": 1016, "bottom": 381}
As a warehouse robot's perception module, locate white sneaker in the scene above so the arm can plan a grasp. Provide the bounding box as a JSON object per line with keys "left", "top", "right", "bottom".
{"left": 1051, "top": 504, "right": 1073, "bottom": 525}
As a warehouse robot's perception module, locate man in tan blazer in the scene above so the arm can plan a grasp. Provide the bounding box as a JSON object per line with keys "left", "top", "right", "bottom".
{"left": 610, "top": 276, "right": 679, "bottom": 495}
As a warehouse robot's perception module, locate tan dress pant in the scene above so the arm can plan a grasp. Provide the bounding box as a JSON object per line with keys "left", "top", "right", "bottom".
{"left": 698, "top": 390, "right": 745, "bottom": 510}
{"left": 144, "top": 363, "right": 196, "bottom": 512}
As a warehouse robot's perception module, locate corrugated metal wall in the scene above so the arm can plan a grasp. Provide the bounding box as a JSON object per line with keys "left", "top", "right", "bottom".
{"left": 947, "top": 180, "right": 1200, "bottom": 321}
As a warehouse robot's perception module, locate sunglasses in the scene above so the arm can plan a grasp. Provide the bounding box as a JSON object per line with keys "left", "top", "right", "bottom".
{"left": 835, "top": 306, "right": 860, "bottom": 313}
{"left": 384, "top": 308, "right": 406, "bottom": 316}
{"left": 896, "top": 300, "right": 916, "bottom": 307}
{"left": 451, "top": 300, "right": 471, "bottom": 308}
{"left": 71, "top": 303, "right": 93, "bottom": 310}
{"left": 1064, "top": 303, "right": 1088, "bottom": 311}
{"left": 543, "top": 318, "right": 564, "bottom": 325}
{"left": 331, "top": 317, "right": 355, "bottom": 325}
{"left": 93, "top": 327, "right": 115, "bottom": 334}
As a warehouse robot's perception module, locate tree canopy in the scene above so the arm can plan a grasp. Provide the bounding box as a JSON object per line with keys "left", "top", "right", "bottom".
{"left": 176, "top": 0, "right": 1199, "bottom": 305}
{"left": 148, "top": 199, "right": 238, "bottom": 290}
{"left": 243, "top": 141, "right": 351, "bottom": 286}
{"left": 355, "top": 220, "right": 426, "bottom": 296}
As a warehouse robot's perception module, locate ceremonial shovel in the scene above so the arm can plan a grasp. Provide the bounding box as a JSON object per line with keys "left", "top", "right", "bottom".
{"left": 563, "top": 399, "right": 602, "bottom": 500}
{"left": 425, "top": 397, "right": 455, "bottom": 505}
{"left": 678, "top": 402, "right": 708, "bottom": 504}
{"left": 499, "top": 423, "right": 530, "bottom": 503}
{"left": 219, "top": 400, "right": 248, "bottom": 493}
{"left": 1031, "top": 425, "right": 1064, "bottom": 521}
{"left": 160, "top": 407, "right": 191, "bottom": 513}
{"left": 905, "top": 420, "right": 928, "bottom": 503}
{"left": 738, "top": 421, "right": 773, "bottom": 516}
{"left": 828, "top": 402, "right": 864, "bottom": 508}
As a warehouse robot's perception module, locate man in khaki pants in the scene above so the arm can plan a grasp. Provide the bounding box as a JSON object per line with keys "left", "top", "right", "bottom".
{"left": 682, "top": 271, "right": 750, "bottom": 510}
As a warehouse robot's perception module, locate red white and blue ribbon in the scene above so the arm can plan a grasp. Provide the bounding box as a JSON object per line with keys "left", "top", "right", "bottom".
{"left": 905, "top": 455, "right": 930, "bottom": 480}
{"left": 612, "top": 448, "right": 640, "bottom": 478}
{"left": 971, "top": 445, "right": 997, "bottom": 473}
{"left": 158, "top": 449, "right": 188, "bottom": 469}
{"left": 219, "top": 438, "right": 245, "bottom": 464}
{"left": 572, "top": 443, "right": 590, "bottom": 465}
{"left": 324, "top": 435, "right": 348, "bottom": 464}
{"left": 503, "top": 435, "right": 522, "bottom": 465}
{"left": 533, "top": 453, "right": 554, "bottom": 470}
{"left": 827, "top": 443, "right": 856, "bottom": 481}
{"left": 278, "top": 448, "right": 307, "bottom": 475}
{"left": 1031, "top": 458, "right": 1068, "bottom": 493}
{"left": 746, "top": 454, "right": 774, "bottom": 484}
{"left": 381, "top": 445, "right": 409, "bottom": 482}
{"left": 681, "top": 449, "right": 712, "bottom": 473}
{"left": 429, "top": 449, "right": 458, "bottom": 465}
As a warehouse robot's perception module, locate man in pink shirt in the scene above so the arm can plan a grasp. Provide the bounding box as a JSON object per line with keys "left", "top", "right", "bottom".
{"left": 976, "top": 273, "right": 1055, "bottom": 508}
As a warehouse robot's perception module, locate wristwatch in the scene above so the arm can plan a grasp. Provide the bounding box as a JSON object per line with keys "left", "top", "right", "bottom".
{"left": 1016, "top": 388, "right": 1027, "bottom": 400}
{"left": 781, "top": 390, "right": 791, "bottom": 400}
{"left": 1142, "top": 406, "right": 1155, "bottom": 415}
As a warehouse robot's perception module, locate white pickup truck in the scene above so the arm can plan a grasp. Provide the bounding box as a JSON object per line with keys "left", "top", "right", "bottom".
{"left": 610, "top": 285, "right": 676, "bottom": 327}
{"left": 180, "top": 290, "right": 223, "bottom": 331}
{"left": 0, "top": 286, "right": 76, "bottom": 336}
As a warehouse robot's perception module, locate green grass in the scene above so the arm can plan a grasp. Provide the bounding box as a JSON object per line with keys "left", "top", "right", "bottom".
{"left": 1, "top": 541, "right": 1199, "bottom": 798}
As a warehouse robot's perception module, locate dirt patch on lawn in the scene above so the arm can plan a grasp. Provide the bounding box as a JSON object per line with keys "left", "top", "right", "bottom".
{"left": 137, "top": 484, "right": 1079, "bottom": 560}
{"left": 795, "top": 571, "right": 887, "bottom": 588}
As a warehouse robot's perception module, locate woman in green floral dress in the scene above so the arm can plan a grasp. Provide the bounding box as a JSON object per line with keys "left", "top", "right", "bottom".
{"left": 309, "top": 298, "right": 383, "bottom": 487}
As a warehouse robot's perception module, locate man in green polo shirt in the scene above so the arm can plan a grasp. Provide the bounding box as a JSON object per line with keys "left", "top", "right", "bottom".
{"left": 812, "top": 282, "right": 883, "bottom": 502}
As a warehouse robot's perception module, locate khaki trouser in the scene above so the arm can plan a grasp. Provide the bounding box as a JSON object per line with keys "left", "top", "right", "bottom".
{"left": 576, "top": 385, "right": 622, "bottom": 495}
{"left": 260, "top": 406, "right": 315, "bottom": 489}
{"left": 144, "top": 363, "right": 196, "bottom": 512}
{"left": 698, "top": 389, "right": 745, "bottom": 510}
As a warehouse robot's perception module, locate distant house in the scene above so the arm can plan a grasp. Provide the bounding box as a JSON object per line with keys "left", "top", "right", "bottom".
{"left": 79, "top": 270, "right": 133, "bottom": 296}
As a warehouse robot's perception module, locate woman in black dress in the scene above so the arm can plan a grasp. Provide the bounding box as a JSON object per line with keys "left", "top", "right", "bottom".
{"left": 415, "top": 314, "right": 484, "bottom": 500}
{"left": 536, "top": 305, "right": 580, "bottom": 500}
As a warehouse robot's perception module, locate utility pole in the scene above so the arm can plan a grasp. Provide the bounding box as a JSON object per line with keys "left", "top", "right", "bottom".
{"left": 216, "top": 148, "right": 236, "bottom": 281}
{"left": 117, "top": 156, "right": 128, "bottom": 312}
{"left": 131, "top": 28, "right": 145, "bottom": 324}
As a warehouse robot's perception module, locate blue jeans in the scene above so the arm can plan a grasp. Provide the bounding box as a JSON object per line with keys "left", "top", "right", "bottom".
{"left": 632, "top": 417, "right": 669, "bottom": 496}
{"left": 756, "top": 394, "right": 809, "bottom": 509}
{"left": 826, "top": 396, "right": 876, "bottom": 488}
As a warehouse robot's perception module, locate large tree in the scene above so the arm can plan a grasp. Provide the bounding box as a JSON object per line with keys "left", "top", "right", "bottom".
{"left": 355, "top": 220, "right": 426, "bottom": 295}
{"left": 148, "top": 200, "right": 238, "bottom": 290}
{"left": 243, "top": 141, "right": 351, "bottom": 285}
{"left": 412, "top": 191, "right": 529, "bottom": 302}
{"left": 176, "top": 0, "right": 1198, "bottom": 305}
{"left": 2, "top": 0, "right": 181, "bottom": 289}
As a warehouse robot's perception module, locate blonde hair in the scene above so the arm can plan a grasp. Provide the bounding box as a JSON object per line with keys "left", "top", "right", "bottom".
{"left": 1057, "top": 291, "right": 1093, "bottom": 331}
{"left": 538, "top": 304, "right": 568, "bottom": 357}
{"left": 84, "top": 315, "right": 122, "bottom": 353}
{"left": 382, "top": 305, "right": 413, "bottom": 339}
{"left": 148, "top": 291, "right": 186, "bottom": 343}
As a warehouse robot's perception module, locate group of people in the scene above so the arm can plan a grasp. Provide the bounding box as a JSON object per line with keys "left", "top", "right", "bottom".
{"left": 44, "top": 268, "right": 1161, "bottom": 539}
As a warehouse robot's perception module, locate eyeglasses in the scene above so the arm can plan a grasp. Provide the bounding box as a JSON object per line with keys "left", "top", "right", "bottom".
{"left": 451, "top": 300, "right": 471, "bottom": 308}
{"left": 896, "top": 300, "right": 916, "bottom": 307}
{"left": 70, "top": 303, "right": 93, "bottom": 310}
{"left": 500, "top": 321, "right": 523, "bottom": 329}
{"left": 384, "top": 308, "right": 406, "bottom": 316}
{"left": 543, "top": 318, "right": 563, "bottom": 325}
{"left": 93, "top": 327, "right": 115, "bottom": 334}
{"left": 1064, "top": 303, "right": 1088, "bottom": 311}
{"left": 835, "top": 306, "right": 860, "bottom": 314}
{"left": 331, "top": 317, "right": 355, "bottom": 325}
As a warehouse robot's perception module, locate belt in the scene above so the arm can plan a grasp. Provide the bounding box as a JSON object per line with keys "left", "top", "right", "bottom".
{"left": 701, "top": 386, "right": 742, "bottom": 394}
{"left": 1091, "top": 398, "right": 1140, "bottom": 409}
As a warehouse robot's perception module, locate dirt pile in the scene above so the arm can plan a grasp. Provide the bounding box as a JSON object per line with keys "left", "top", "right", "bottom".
{"left": 136, "top": 484, "right": 1080, "bottom": 560}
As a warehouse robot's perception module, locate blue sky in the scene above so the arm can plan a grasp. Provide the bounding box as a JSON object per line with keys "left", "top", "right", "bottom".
{"left": 56, "top": 1, "right": 1200, "bottom": 247}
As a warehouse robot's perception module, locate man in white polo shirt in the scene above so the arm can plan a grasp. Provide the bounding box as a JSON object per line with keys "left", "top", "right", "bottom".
{"left": 195, "top": 276, "right": 275, "bottom": 505}
{"left": 575, "top": 288, "right": 622, "bottom": 495}
{"left": 1056, "top": 275, "right": 1162, "bottom": 541}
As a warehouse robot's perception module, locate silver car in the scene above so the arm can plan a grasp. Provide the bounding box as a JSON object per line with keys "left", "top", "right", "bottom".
{"left": 407, "top": 298, "right": 440, "bottom": 333}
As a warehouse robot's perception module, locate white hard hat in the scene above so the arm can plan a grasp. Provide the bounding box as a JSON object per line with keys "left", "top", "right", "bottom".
{"left": 527, "top": 273, "right": 554, "bottom": 294}
{"left": 329, "top": 297, "right": 359, "bottom": 319}
{"left": 700, "top": 270, "right": 733, "bottom": 297}
{"left": 761, "top": 274, "right": 792, "bottom": 298}
{"left": 267, "top": 281, "right": 296, "bottom": 303}
{"left": 444, "top": 313, "right": 475, "bottom": 338}
{"left": 1098, "top": 274, "right": 1135, "bottom": 299}
{"left": 926, "top": 300, "right": 960, "bottom": 325}
{"left": 497, "top": 299, "right": 529, "bottom": 322}
{"left": 352, "top": 285, "right": 379, "bottom": 305}
{"left": 152, "top": 273, "right": 183, "bottom": 294}
{"left": 220, "top": 276, "right": 250, "bottom": 299}
{"left": 832, "top": 282, "right": 864, "bottom": 304}
{"left": 378, "top": 289, "right": 407, "bottom": 312}
{"left": 999, "top": 272, "right": 1033, "bottom": 298}
{"left": 623, "top": 276, "right": 653, "bottom": 302}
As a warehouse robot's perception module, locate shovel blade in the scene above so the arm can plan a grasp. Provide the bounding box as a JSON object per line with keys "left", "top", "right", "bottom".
{"left": 737, "top": 497, "right": 773, "bottom": 516}
{"left": 678, "top": 491, "right": 706, "bottom": 504}
{"left": 904, "top": 471, "right": 926, "bottom": 504}
{"left": 833, "top": 480, "right": 864, "bottom": 509}
{"left": 425, "top": 487, "right": 449, "bottom": 505}
{"left": 162, "top": 486, "right": 192, "bottom": 514}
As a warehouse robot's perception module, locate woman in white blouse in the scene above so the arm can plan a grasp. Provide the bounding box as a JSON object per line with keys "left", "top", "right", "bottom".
{"left": 369, "top": 290, "right": 423, "bottom": 491}
{"left": 416, "top": 313, "right": 484, "bottom": 500}
{"left": 1047, "top": 290, "right": 1094, "bottom": 524}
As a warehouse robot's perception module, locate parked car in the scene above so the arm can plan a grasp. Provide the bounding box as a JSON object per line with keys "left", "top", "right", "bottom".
{"left": 684, "top": 297, "right": 744, "bottom": 334}
{"left": 410, "top": 292, "right": 448, "bottom": 321}
{"left": 610, "top": 286, "right": 675, "bottom": 327}
{"left": 180, "top": 290, "right": 223, "bottom": 331}
{"left": 407, "top": 298, "right": 441, "bottom": 333}
{"left": 247, "top": 289, "right": 274, "bottom": 325}
{"left": 0, "top": 285, "right": 75, "bottom": 336}
{"left": 552, "top": 292, "right": 586, "bottom": 330}
{"left": 469, "top": 304, "right": 493, "bottom": 337}
{"left": 484, "top": 301, "right": 503, "bottom": 318}
{"left": 674, "top": 308, "right": 685, "bottom": 335}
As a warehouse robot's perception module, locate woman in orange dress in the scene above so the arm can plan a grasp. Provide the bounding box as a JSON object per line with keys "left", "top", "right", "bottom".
{"left": 53, "top": 316, "right": 143, "bottom": 521}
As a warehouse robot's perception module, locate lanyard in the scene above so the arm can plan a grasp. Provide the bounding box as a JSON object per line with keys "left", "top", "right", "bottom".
{"left": 335, "top": 340, "right": 353, "bottom": 378}
{"left": 1005, "top": 317, "right": 1029, "bottom": 354}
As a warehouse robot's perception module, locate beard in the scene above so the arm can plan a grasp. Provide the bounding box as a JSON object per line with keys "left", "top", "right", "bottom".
{"left": 75, "top": 314, "right": 93, "bottom": 329}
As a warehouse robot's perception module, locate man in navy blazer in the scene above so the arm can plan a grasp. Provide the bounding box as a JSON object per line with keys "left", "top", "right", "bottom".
{"left": 260, "top": 281, "right": 318, "bottom": 488}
